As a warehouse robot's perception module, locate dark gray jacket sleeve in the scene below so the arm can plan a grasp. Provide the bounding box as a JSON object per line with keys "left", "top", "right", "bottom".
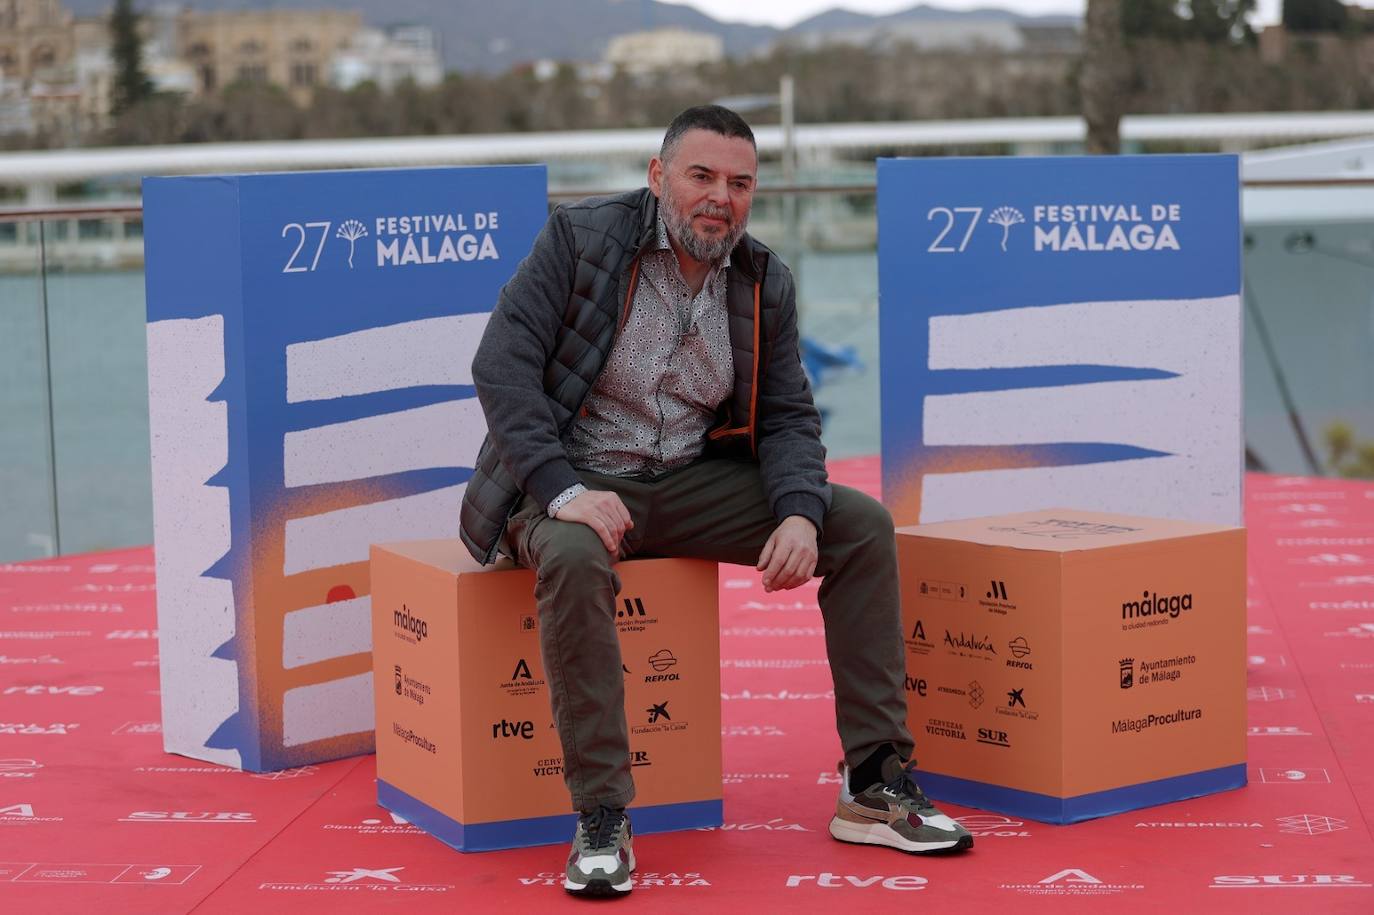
{"left": 755, "top": 268, "right": 832, "bottom": 533}
{"left": 470, "top": 208, "right": 584, "bottom": 509}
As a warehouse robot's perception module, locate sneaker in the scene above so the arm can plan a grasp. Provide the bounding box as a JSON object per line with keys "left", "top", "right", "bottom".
{"left": 830, "top": 757, "right": 974, "bottom": 854}
{"left": 564, "top": 805, "right": 635, "bottom": 896}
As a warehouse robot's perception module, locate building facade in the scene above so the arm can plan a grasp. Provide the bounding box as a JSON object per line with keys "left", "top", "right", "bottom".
{"left": 604, "top": 28, "right": 724, "bottom": 75}
{"left": 0, "top": 0, "right": 77, "bottom": 138}
{"left": 0, "top": 0, "right": 75, "bottom": 83}
{"left": 332, "top": 25, "right": 444, "bottom": 92}
{"left": 178, "top": 9, "right": 364, "bottom": 105}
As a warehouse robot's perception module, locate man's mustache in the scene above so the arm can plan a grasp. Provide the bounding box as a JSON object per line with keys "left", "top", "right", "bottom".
{"left": 693, "top": 205, "right": 732, "bottom": 223}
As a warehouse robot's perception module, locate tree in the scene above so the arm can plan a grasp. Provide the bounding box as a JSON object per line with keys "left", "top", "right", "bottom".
{"left": 1325, "top": 421, "right": 1374, "bottom": 478}
{"left": 108, "top": 93, "right": 186, "bottom": 145}
{"left": 1124, "top": 0, "right": 1256, "bottom": 43}
{"left": 1283, "top": 0, "right": 1349, "bottom": 32}
{"left": 109, "top": 0, "right": 153, "bottom": 117}
{"left": 1187, "top": 0, "right": 1257, "bottom": 44}
{"left": 198, "top": 83, "right": 302, "bottom": 142}
{"left": 1122, "top": 0, "right": 1187, "bottom": 40}
{"left": 1082, "top": 0, "right": 1126, "bottom": 153}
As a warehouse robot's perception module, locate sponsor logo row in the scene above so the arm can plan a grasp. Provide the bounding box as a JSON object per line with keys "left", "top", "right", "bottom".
{"left": 913, "top": 681, "right": 1367, "bottom": 744}
{"left": 909, "top": 629, "right": 1195, "bottom": 682}
{"left": 913, "top": 578, "right": 1199, "bottom": 631}
{"left": 391, "top": 597, "right": 662, "bottom": 647}
{"left": 111, "top": 864, "right": 1359, "bottom": 894}
{"left": 395, "top": 648, "right": 860, "bottom": 707}
{"left": 0, "top": 562, "right": 153, "bottom": 574}
{"left": 1, "top": 720, "right": 160, "bottom": 736}
{"left": 0, "top": 630, "right": 153, "bottom": 642}
{"left": 0, "top": 803, "right": 1352, "bottom": 840}
{"left": 905, "top": 620, "right": 1035, "bottom": 671}
{"left": 392, "top": 695, "right": 692, "bottom": 759}
{"left": 154, "top": 865, "right": 1365, "bottom": 893}
{"left": 0, "top": 758, "right": 322, "bottom": 780}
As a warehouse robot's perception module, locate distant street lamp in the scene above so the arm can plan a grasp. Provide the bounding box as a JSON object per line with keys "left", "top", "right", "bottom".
{"left": 714, "top": 74, "right": 796, "bottom": 187}
{"left": 716, "top": 77, "right": 803, "bottom": 337}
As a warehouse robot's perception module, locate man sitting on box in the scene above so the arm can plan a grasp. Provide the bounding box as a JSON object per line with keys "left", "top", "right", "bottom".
{"left": 461, "top": 104, "right": 973, "bottom": 896}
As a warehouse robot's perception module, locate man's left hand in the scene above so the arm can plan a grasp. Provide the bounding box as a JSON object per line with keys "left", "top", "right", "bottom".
{"left": 757, "top": 516, "right": 818, "bottom": 592}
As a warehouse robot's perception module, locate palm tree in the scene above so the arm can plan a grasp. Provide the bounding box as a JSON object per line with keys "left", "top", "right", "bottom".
{"left": 1081, "top": 0, "right": 1124, "bottom": 154}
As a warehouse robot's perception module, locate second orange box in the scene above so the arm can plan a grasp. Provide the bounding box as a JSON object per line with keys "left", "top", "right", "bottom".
{"left": 896, "top": 508, "right": 1246, "bottom": 824}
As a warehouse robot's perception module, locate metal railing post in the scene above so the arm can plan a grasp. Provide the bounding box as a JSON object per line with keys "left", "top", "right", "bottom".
{"left": 35, "top": 220, "right": 62, "bottom": 556}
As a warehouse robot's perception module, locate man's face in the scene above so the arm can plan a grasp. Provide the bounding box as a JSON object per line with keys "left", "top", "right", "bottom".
{"left": 649, "top": 128, "right": 757, "bottom": 267}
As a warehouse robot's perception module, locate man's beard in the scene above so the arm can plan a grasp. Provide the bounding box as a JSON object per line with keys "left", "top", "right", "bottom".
{"left": 659, "top": 183, "right": 749, "bottom": 265}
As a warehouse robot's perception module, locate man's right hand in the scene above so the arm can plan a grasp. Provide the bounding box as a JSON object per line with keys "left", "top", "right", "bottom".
{"left": 554, "top": 490, "right": 633, "bottom": 554}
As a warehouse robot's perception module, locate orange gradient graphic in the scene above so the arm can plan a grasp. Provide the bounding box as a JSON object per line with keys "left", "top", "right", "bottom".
{"left": 886, "top": 445, "right": 1079, "bottom": 526}
{"left": 242, "top": 477, "right": 415, "bottom": 768}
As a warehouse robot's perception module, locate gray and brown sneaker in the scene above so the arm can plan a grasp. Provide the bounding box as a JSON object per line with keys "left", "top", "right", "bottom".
{"left": 564, "top": 805, "right": 635, "bottom": 896}
{"left": 830, "top": 757, "right": 974, "bottom": 854}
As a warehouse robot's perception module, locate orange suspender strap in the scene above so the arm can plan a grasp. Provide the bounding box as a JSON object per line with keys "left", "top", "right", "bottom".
{"left": 617, "top": 259, "right": 641, "bottom": 333}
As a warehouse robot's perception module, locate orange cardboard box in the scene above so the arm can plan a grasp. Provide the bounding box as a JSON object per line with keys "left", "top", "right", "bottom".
{"left": 369, "top": 539, "right": 722, "bottom": 851}
{"left": 896, "top": 509, "right": 1246, "bottom": 823}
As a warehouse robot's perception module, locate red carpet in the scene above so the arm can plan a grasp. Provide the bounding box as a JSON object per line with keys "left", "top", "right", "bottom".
{"left": 1, "top": 458, "right": 1371, "bottom": 913}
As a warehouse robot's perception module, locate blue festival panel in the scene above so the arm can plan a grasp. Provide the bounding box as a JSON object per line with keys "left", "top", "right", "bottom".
{"left": 144, "top": 166, "right": 547, "bottom": 771}
{"left": 877, "top": 155, "right": 1243, "bottom": 529}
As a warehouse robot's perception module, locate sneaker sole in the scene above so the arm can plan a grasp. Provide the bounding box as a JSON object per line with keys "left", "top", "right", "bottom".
{"left": 828, "top": 816, "right": 974, "bottom": 854}
{"left": 564, "top": 848, "right": 636, "bottom": 895}
{"left": 564, "top": 876, "right": 633, "bottom": 896}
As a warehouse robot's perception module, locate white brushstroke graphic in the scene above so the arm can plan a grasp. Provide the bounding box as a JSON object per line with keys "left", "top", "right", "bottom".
{"left": 282, "top": 596, "right": 373, "bottom": 669}
{"left": 146, "top": 315, "right": 241, "bottom": 768}
{"left": 282, "top": 672, "right": 375, "bottom": 747}
{"left": 282, "top": 484, "right": 467, "bottom": 575}
{"left": 921, "top": 295, "right": 1242, "bottom": 526}
{"left": 283, "top": 398, "right": 485, "bottom": 488}
{"left": 286, "top": 313, "right": 490, "bottom": 403}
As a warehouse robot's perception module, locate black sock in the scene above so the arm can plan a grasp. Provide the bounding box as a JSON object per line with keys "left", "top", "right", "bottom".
{"left": 849, "top": 742, "right": 898, "bottom": 794}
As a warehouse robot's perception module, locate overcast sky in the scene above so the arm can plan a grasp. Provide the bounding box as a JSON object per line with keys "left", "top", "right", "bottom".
{"left": 661, "top": 0, "right": 1293, "bottom": 29}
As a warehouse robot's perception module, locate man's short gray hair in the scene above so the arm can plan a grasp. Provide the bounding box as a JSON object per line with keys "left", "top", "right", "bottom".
{"left": 659, "top": 105, "right": 757, "bottom": 165}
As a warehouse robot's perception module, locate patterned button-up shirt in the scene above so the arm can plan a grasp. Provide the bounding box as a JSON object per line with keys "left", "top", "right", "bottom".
{"left": 560, "top": 214, "right": 734, "bottom": 491}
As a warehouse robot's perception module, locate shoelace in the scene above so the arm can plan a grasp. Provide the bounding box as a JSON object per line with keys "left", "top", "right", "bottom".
{"left": 581, "top": 805, "right": 626, "bottom": 851}
{"left": 880, "top": 761, "right": 932, "bottom": 810}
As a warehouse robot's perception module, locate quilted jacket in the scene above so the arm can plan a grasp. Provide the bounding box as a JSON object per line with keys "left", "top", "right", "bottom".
{"left": 459, "top": 187, "right": 830, "bottom": 563}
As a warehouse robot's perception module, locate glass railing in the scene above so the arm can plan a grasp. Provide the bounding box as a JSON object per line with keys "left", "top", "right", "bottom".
{"left": 1242, "top": 183, "right": 1374, "bottom": 480}
{"left": 0, "top": 205, "right": 150, "bottom": 561}
{"left": 3, "top": 182, "right": 1373, "bottom": 561}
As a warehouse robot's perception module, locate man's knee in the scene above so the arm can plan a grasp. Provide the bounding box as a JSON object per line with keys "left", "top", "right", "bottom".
{"left": 825, "top": 486, "right": 895, "bottom": 545}
{"left": 531, "top": 520, "right": 616, "bottom": 584}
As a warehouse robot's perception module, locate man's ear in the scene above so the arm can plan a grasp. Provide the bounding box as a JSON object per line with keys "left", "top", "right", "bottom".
{"left": 647, "top": 156, "right": 664, "bottom": 197}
